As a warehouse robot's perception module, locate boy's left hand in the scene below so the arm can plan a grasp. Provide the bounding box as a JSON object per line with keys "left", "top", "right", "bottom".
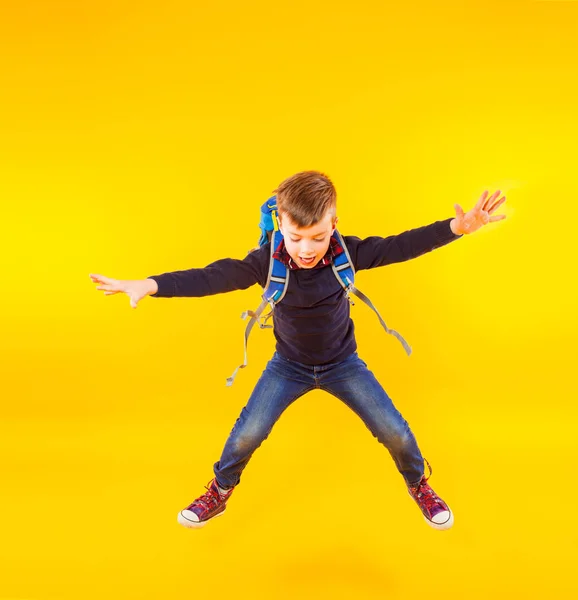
{"left": 451, "top": 190, "right": 507, "bottom": 235}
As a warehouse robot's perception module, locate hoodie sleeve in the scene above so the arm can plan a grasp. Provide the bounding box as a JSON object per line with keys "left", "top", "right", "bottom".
{"left": 146, "top": 243, "right": 270, "bottom": 298}
{"left": 344, "top": 217, "right": 462, "bottom": 271}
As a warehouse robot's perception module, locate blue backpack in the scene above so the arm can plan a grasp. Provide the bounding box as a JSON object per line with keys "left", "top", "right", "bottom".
{"left": 225, "top": 195, "right": 412, "bottom": 386}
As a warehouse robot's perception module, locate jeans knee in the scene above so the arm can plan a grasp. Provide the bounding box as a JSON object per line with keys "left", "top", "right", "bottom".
{"left": 376, "top": 425, "right": 412, "bottom": 450}
{"left": 390, "top": 430, "right": 411, "bottom": 448}
{"left": 232, "top": 430, "right": 266, "bottom": 456}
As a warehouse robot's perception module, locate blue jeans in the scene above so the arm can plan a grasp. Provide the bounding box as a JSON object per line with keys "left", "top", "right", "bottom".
{"left": 213, "top": 351, "right": 426, "bottom": 488}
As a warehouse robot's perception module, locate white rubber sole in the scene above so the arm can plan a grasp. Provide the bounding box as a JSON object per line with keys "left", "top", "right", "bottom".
{"left": 177, "top": 507, "right": 227, "bottom": 529}
{"left": 424, "top": 509, "right": 454, "bottom": 531}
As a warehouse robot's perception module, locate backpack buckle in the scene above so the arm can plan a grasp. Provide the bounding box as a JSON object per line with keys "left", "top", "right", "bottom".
{"left": 344, "top": 284, "right": 355, "bottom": 306}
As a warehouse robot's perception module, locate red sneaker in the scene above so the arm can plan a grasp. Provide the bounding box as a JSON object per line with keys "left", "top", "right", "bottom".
{"left": 407, "top": 459, "right": 454, "bottom": 530}
{"left": 178, "top": 478, "right": 235, "bottom": 529}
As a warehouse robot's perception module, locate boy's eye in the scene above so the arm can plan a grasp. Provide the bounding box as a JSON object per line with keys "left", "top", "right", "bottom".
{"left": 290, "top": 238, "right": 325, "bottom": 242}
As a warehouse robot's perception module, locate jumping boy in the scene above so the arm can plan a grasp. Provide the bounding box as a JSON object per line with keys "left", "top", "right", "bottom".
{"left": 90, "top": 170, "right": 506, "bottom": 531}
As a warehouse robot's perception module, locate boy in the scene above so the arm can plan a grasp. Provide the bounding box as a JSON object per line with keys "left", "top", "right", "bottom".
{"left": 90, "top": 171, "right": 506, "bottom": 531}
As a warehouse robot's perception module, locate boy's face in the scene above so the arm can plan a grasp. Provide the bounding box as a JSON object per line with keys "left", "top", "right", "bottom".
{"left": 278, "top": 208, "right": 338, "bottom": 269}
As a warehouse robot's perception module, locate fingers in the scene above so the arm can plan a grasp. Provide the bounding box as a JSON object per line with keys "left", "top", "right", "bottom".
{"left": 89, "top": 273, "right": 113, "bottom": 284}
{"left": 91, "top": 273, "right": 136, "bottom": 305}
{"left": 475, "top": 190, "right": 489, "bottom": 211}
{"left": 92, "top": 274, "right": 123, "bottom": 294}
{"left": 96, "top": 284, "right": 121, "bottom": 293}
{"left": 489, "top": 214, "right": 507, "bottom": 223}
{"left": 487, "top": 195, "right": 506, "bottom": 214}
{"left": 482, "top": 190, "right": 501, "bottom": 211}
{"left": 475, "top": 190, "right": 502, "bottom": 212}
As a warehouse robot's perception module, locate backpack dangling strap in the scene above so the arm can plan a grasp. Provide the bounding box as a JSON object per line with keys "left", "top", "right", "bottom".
{"left": 226, "top": 297, "right": 272, "bottom": 387}
{"left": 347, "top": 283, "right": 412, "bottom": 356}
{"left": 332, "top": 229, "right": 412, "bottom": 357}
{"left": 226, "top": 229, "right": 289, "bottom": 386}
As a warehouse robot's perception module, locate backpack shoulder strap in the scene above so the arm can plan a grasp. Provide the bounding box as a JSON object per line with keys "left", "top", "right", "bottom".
{"left": 331, "top": 229, "right": 356, "bottom": 292}
{"left": 263, "top": 228, "right": 290, "bottom": 304}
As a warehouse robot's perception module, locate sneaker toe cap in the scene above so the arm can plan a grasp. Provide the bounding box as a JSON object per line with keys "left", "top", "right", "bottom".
{"left": 180, "top": 509, "right": 201, "bottom": 523}
{"left": 431, "top": 509, "right": 451, "bottom": 524}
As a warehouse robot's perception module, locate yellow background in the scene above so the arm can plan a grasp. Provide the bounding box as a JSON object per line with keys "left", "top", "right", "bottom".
{"left": 1, "top": 1, "right": 577, "bottom": 598}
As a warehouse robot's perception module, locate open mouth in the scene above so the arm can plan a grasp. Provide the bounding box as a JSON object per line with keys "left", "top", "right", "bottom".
{"left": 299, "top": 256, "right": 315, "bottom": 265}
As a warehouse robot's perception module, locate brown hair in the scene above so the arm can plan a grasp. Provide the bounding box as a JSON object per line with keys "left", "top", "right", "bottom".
{"left": 273, "top": 170, "right": 337, "bottom": 228}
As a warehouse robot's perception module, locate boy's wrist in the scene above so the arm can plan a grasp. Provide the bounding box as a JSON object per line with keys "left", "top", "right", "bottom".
{"left": 145, "top": 278, "right": 158, "bottom": 295}
{"left": 450, "top": 218, "right": 461, "bottom": 236}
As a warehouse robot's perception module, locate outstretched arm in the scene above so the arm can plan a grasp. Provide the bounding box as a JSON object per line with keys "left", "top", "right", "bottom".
{"left": 349, "top": 218, "right": 460, "bottom": 271}
{"left": 90, "top": 244, "right": 269, "bottom": 307}
{"left": 348, "top": 189, "right": 507, "bottom": 271}
{"left": 146, "top": 246, "right": 268, "bottom": 298}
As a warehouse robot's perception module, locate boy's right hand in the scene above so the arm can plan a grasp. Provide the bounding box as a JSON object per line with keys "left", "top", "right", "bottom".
{"left": 89, "top": 274, "right": 158, "bottom": 309}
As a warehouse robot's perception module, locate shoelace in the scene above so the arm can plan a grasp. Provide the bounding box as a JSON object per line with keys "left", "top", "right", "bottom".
{"left": 410, "top": 459, "right": 436, "bottom": 496}
{"left": 410, "top": 458, "right": 445, "bottom": 512}
{"left": 189, "top": 479, "right": 224, "bottom": 511}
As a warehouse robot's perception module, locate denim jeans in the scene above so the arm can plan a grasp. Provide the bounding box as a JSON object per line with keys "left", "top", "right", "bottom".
{"left": 213, "top": 351, "right": 426, "bottom": 489}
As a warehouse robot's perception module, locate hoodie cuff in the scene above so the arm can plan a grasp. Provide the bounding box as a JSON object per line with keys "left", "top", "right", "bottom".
{"left": 146, "top": 275, "right": 175, "bottom": 298}
{"left": 435, "top": 218, "right": 463, "bottom": 244}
